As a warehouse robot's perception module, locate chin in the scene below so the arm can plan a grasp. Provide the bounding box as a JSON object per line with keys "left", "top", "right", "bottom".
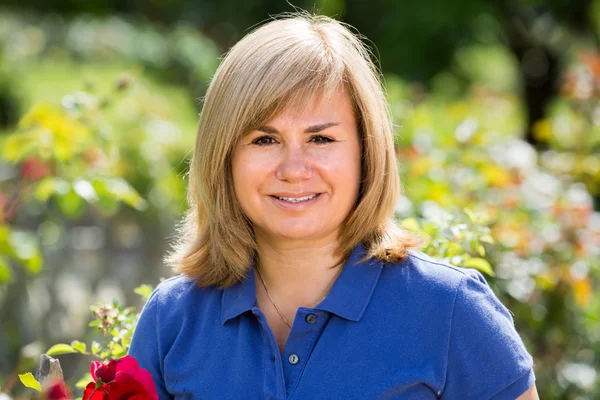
{"left": 274, "top": 229, "right": 322, "bottom": 240}
{"left": 267, "top": 222, "right": 326, "bottom": 241}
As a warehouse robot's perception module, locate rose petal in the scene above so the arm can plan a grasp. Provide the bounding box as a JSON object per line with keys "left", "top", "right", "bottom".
{"left": 96, "top": 359, "right": 118, "bottom": 383}
{"left": 115, "top": 356, "right": 138, "bottom": 374}
{"left": 83, "top": 381, "right": 108, "bottom": 400}
{"left": 105, "top": 372, "right": 158, "bottom": 400}
{"left": 90, "top": 361, "right": 103, "bottom": 381}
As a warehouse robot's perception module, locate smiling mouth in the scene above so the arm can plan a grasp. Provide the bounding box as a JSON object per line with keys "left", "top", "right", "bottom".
{"left": 271, "top": 194, "right": 320, "bottom": 203}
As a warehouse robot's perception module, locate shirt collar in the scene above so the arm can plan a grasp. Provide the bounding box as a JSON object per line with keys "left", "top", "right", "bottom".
{"left": 220, "top": 243, "right": 383, "bottom": 325}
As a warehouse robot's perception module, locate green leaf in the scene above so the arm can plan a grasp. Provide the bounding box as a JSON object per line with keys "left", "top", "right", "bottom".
{"left": 88, "top": 320, "right": 101, "bottom": 327}
{"left": 56, "top": 187, "right": 86, "bottom": 218}
{"left": 91, "top": 341, "right": 101, "bottom": 355}
{"left": 34, "top": 177, "right": 70, "bottom": 202}
{"left": 71, "top": 340, "right": 87, "bottom": 353}
{"left": 75, "top": 372, "right": 93, "bottom": 389}
{"left": 73, "top": 179, "right": 99, "bottom": 203}
{"left": 18, "top": 372, "right": 41, "bottom": 392}
{"left": 464, "top": 257, "right": 495, "bottom": 276}
{"left": 446, "top": 242, "right": 463, "bottom": 257}
{"left": 400, "top": 217, "right": 421, "bottom": 233}
{"left": 1, "top": 133, "right": 38, "bottom": 162}
{"left": 23, "top": 252, "right": 43, "bottom": 275}
{"left": 0, "top": 256, "right": 13, "bottom": 284}
{"left": 9, "top": 231, "right": 39, "bottom": 261}
{"left": 90, "top": 179, "right": 119, "bottom": 214}
{"left": 477, "top": 243, "right": 486, "bottom": 257}
{"left": 134, "top": 284, "right": 153, "bottom": 300}
{"left": 110, "top": 343, "right": 126, "bottom": 358}
{"left": 479, "top": 234, "right": 495, "bottom": 244}
{"left": 46, "top": 343, "right": 77, "bottom": 356}
{"left": 464, "top": 208, "right": 477, "bottom": 223}
{"left": 104, "top": 178, "right": 147, "bottom": 211}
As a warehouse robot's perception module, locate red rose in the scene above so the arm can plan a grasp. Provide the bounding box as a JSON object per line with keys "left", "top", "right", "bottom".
{"left": 83, "top": 381, "right": 109, "bottom": 400}
{"left": 91, "top": 359, "right": 117, "bottom": 383}
{"left": 20, "top": 156, "right": 51, "bottom": 181}
{"left": 44, "top": 379, "right": 71, "bottom": 400}
{"left": 83, "top": 356, "right": 158, "bottom": 400}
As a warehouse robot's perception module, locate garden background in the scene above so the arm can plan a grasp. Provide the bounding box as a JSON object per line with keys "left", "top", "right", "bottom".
{"left": 0, "top": 0, "right": 599, "bottom": 398}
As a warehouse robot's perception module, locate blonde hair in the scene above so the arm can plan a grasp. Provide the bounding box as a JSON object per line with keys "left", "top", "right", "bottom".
{"left": 165, "top": 13, "right": 423, "bottom": 288}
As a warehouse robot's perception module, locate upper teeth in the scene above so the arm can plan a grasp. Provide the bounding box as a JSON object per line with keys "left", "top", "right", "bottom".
{"left": 277, "top": 194, "right": 317, "bottom": 203}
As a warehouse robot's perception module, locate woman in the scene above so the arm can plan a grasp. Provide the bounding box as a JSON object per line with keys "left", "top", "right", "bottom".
{"left": 129, "top": 13, "right": 539, "bottom": 399}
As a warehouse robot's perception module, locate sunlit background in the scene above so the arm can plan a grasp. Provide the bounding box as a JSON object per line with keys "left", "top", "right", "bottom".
{"left": 0, "top": 1, "right": 599, "bottom": 399}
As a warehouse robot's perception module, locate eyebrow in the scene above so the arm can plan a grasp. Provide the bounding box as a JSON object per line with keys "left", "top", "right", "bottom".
{"left": 257, "top": 122, "right": 340, "bottom": 134}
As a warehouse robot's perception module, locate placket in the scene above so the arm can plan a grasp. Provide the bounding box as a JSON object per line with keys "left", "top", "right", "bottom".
{"left": 281, "top": 307, "right": 331, "bottom": 398}
{"left": 253, "top": 307, "right": 287, "bottom": 400}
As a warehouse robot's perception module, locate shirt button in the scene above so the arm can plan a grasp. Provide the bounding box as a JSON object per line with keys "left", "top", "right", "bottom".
{"left": 288, "top": 354, "right": 299, "bottom": 365}
{"left": 305, "top": 314, "right": 317, "bottom": 324}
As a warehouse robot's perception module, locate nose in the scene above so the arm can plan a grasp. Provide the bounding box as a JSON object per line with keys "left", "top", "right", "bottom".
{"left": 275, "top": 145, "right": 312, "bottom": 182}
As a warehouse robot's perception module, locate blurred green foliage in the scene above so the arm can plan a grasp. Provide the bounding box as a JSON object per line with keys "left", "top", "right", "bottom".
{"left": 18, "top": 286, "right": 151, "bottom": 396}
{"left": 0, "top": 6, "right": 599, "bottom": 400}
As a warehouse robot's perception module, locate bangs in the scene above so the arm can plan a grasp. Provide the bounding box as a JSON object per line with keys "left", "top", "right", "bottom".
{"left": 263, "top": 70, "right": 347, "bottom": 127}
{"left": 227, "top": 20, "right": 348, "bottom": 137}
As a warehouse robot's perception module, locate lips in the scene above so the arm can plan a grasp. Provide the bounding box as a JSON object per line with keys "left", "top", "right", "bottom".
{"left": 269, "top": 193, "right": 322, "bottom": 208}
{"left": 274, "top": 194, "right": 317, "bottom": 203}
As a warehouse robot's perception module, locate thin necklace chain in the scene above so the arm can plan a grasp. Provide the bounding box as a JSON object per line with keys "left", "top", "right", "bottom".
{"left": 255, "top": 264, "right": 343, "bottom": 329}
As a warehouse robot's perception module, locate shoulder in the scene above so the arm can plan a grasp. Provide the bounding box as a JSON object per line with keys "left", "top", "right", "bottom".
{"left": 146, "top": 274, "right": 222, "bottom": 316}
{"left": 150, "top": 275, "right": 199, "bottom": 303}
{"left": 405, "top": 249, "right": 488, "bottom": 282}
{"left": 380, "top": 249, "right": 490, "bottom": 297}
{"left": 369, "top": 249, "right": 501, "bottom": 341}
{"left": 376, "top": 249, "right": 510, "bottom": 332}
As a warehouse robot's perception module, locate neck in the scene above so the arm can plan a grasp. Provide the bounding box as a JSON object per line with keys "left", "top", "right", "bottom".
{"left": 254, "top": 233, "right": 344, "bottom": 308}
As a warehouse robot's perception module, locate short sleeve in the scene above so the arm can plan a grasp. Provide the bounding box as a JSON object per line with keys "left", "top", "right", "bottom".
{"left": 129, "top": 291, "right": 173, "bottom": 400}
{"left": 440, "top": 272, "right": 535, "bottom": 400}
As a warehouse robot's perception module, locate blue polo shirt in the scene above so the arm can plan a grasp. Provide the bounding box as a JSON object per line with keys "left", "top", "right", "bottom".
{"left": 129, "top": 244, "right": 535, "bottom": 399}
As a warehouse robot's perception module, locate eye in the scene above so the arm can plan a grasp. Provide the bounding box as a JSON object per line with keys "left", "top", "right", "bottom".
{"left": 252, "top": 136, "right": 277, "bottom": 146}
{"left": 310, "top": 135, "right": 334, "bottom": 144}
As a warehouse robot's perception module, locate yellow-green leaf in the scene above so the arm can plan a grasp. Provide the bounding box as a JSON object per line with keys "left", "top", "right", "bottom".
{"left": 46, "top": 343, "right": 77, "bottom": 356}
{"left": 446, "top": 242, "right": 463, "bottom": 257}
{"left": 90, "top": 179, "right": 120, "bottom": 214}
{"left": 480, "top": 234, "right": 495, "bottom": 244}
{"left": 0, "top": 256, "right": 13, "bottom": 284}
{"left": 56, "top": 187, "right": 86, "bottom": 218}
{"left": 464, "top": 208, "right": 477, "bottom": 223}
{"left": 91, "top": 341, "right": 101, "bottom": 355}
{"left": 9, "top": 231, "right": 39, "bottom": 261}
{"left": 464, "top": 257, "right": 494, "bottom": 276}
{"left": 71, "top": 340, "right": 87, "bottom": 353}
{"left": 23, "top": 252, "right": 43, "bottom": 275}
{"left": 110, "top": 343, "right": 126, "bottom": 358}
{"left": 34, "top": 177, "right": 70, "bottom": 202}
{"left": 401, "top": 217, "right": 421, "bottom": 233}
{"left": 73, "top": 179, "right": 99, "bottom": 203}
{"left": 75, "top": 372, "right": 93, "bottom": 389}
{"left": 477, "top": 244, "right": 486, "bottom": 257}
{"left": 1, "top": 133, "right": 38, "bottom": 162}
{"left": 18, "top": 372, "right": 41, "bottom": 392}
{"left": 134, "top": 284, "right": 153, "bottom": 299}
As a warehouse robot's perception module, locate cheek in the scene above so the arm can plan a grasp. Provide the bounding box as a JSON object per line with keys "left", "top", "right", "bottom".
{"left": 230, "top": 151, "right": 252, "bottom": 207}
{"left": 326, "top": 145, "right": 361, "bottom": 193}
{"left": 231, "top": 149, "right": 271, "bottom": 204}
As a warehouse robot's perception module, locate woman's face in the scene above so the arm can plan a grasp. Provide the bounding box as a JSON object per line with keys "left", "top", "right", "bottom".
{"left": 231, "top": 86, "right": 361, "bottom": 245}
